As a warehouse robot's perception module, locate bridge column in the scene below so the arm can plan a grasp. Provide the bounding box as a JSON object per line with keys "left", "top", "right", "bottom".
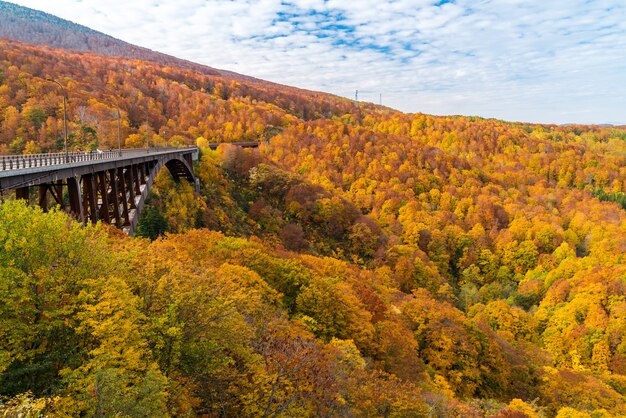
{"left": 133, "top": 165, "right": 142, "bottom": 194}
{"left": 139, "top": 163, "right": 147, "bottom": 182}
{"left": 35, "top": 181, "right": 66, "bottom": 212}
{"left": 117, "top": 168, "right": 130, "bottom": 225}
{"left": 38, "top": 185, "right": 48, "bottom": 212}
{"left": 125, "top": 166, "right": 137, "bottom": 209}
{"left": 97, "top": 171, "right": 110, "bottom": 223}
{"left": 39, "top": 180, "right": 65, "bottom": 211}
{"left": 15, "top": 187, "right": 29, "bottom": 202}
{"left": 108, "top": 169, "right": 122, "bottom": 227}
{"left": 53, "top": 180, "right": 65, "bottom": 210}
{"left": 67, "top": 176, "right": 84, "bottom": 223}
{"left": 82, "top": 173, "right": 99, "bottom": 223}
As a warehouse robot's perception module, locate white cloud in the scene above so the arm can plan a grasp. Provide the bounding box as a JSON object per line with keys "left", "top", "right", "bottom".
{"left": 9, "top": 0, "right": 626, "bottom": 124}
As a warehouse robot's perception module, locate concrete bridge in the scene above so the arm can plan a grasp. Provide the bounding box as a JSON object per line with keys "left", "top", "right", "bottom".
{"left": 0, "top": 142, "right": 258, "bottom": 235}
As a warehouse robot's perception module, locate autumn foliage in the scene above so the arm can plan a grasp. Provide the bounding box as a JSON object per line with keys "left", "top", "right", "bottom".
{"left": 1, "top": 39, "right": 626, "bottom": 416}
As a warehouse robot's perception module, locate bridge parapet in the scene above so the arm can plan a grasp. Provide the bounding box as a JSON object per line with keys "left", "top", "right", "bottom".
{"left": 0, "top": 147, "right": 197, "bottom": 172}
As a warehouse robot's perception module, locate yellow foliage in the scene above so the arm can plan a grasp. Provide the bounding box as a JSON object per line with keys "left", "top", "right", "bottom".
{"left": 555, "top": 407, "right": 592, "bottom": 418}
{"left": 22, "top": 140, "right": 40, "bottom": 154}
{"left": 507, "top": 399, "right": 537, "bottom": 417}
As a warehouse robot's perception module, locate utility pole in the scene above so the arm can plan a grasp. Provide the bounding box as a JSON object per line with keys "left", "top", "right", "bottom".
{"left": 47, "top": 78, "right": 69, "bottom": 163}
{"left": 379, "top": 93, "right": 382, "bottom": 110}
{"left": 355, "top": 90, "right": 359, "bottom": 108}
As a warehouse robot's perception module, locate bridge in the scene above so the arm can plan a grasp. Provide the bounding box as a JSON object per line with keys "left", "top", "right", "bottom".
{"left": 0, "top": 142, "right": 259, "bottom": 235}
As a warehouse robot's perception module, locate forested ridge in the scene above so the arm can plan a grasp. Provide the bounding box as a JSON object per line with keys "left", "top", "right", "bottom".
{"left": 0, "top": 0, "right": 238, "bottom": 81}
{"left": 1, "top": 38, "right": 626, "bottom": 417}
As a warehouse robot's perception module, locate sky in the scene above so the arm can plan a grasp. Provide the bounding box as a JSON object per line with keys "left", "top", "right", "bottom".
{"left": 9, "top": 0, "right": 626, "bottom": 124}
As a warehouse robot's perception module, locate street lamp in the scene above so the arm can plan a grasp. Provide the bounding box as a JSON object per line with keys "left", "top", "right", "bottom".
{"left": 112, "top": 101, "right": 122, "bottom": 156}
{"left": 47, "top": 78, "right": 69, "bottom": 163}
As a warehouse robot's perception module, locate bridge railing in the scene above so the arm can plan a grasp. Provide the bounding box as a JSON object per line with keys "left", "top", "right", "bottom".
{"left": 207, "top": 141, "right": 260, "bottom": 149}
{"left": 0, "top": 146, "right": 197, "bottom": 172}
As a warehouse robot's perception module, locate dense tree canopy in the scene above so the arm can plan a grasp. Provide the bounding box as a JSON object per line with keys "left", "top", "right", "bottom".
{"left": 1, "top": 39, "right": 626, "bottom": 417}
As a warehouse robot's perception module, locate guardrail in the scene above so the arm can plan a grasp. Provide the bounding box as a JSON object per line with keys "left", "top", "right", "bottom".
{"left": 0, "top": 147, "right": 197, "bottom": 172}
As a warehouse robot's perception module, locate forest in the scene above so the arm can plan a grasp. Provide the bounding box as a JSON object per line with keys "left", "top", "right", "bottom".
{"left": 1, "top": 38, "right": 626, "bottom": 417}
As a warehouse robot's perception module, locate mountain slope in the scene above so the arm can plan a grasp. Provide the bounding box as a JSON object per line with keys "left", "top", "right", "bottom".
{"left": 0, "top": 1, "right": 195, "bottom": 72}
{"left": 0, "top": 0, "right": 292, "bottom": 86}
{"left": 0, "top": 37, "right": 377, "bottom": 154}
{"left": 0, "top": 0, "right": 377, "bottom": 114}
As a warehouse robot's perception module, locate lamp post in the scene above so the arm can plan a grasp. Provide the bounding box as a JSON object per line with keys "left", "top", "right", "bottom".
{"left": 145, "top": 122, "right": 150, "bottom": 153}
{"left": 115, "top": 103, "right": 122, "bottom": 156}
{"left": 47, "top": 78, "right": 69, "bottom": 163}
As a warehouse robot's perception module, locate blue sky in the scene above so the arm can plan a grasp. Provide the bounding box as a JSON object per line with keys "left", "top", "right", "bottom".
{"left": 10, "top": 0, "right": 626, "bottom": 124}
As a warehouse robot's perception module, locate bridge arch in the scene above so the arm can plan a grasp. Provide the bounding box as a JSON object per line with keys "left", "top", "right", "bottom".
{"left": 164, "top": 157, "right": 195, "bottom": 183}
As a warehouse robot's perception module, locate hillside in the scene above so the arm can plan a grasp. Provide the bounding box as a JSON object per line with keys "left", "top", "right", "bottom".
{"left": 0, "top": 38, "right": 380, "bottom": 154}
{"left": 0, "top": 1, "right": 210, "bottom": 74}
{"left": 0, "top": 0, "right": 333, "bottom": 90}
{"left": 1, "top": 28, "right": 626, "bottom": 418}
